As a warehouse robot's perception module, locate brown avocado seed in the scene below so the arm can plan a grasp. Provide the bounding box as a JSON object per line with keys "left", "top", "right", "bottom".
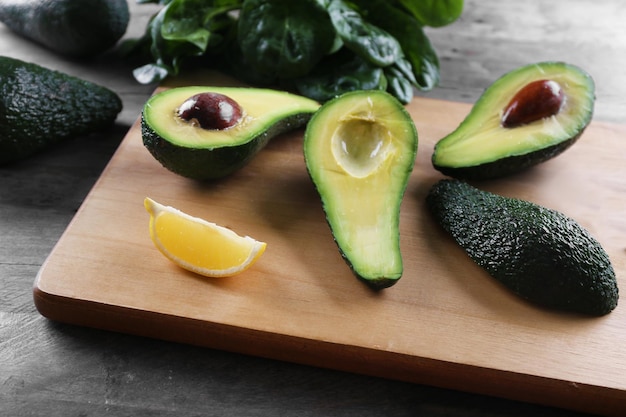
{"left": 501, "top": 79, "right": 564, "bottom": 128}
{"left": 177, "top": 92, "right": 243, "bottom": 130}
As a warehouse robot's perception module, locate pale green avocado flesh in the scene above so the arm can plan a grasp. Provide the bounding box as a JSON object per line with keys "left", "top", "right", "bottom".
{"left": 432, "top": 62, "right": 595, "bottom": 180}
{"left": 304, "top": 90, "right": 418, "bottom": 289}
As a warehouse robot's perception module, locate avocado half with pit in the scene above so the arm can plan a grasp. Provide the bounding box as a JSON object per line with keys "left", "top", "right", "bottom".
{"left": 304, "top": 90, "right": 418, "bottom": 289}
{"left": 141, "top": 86, "right": 320, "bottom": 180}
{"left": 432, "top": 62, "right": 595, "bottom": 180}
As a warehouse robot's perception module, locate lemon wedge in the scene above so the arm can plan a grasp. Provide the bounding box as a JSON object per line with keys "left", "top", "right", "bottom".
{"left": 144, "top": 197, "right": 266, "bottom": 277}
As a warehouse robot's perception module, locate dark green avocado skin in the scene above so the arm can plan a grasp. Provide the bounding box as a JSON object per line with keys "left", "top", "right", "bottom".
{"left": 0, "top": 56, "right": 122, "bottom": 165}
{"left": 426, "top": 179, "right": 618, "bottom": 316}
{"left": 434, "top": 132, "right": 583, "bottom": 181}
{"left": 0, "top": 0, "right": 129, "bottom": 58}
{"left": 141, "top": 112, "right": 314, "bottom": 181}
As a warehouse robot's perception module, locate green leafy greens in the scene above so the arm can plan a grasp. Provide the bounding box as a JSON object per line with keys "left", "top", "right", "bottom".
{"left": 125, "top": 0, "right": 463, "bottom": 103}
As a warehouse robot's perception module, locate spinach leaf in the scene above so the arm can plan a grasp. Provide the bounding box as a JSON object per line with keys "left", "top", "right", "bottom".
{"left": 384, "top": 59, "right": 416, "bottom": 104}
{"left": 395, "top": 0, "right": 464, "bottom": 27}
{"left": 131, "top": 6, "right": 178, "bottom": 84}
{"left": 353, "top": 0, "right": 440, "bottom": 90}
{"left": 128, "top": 0, "right": 463, "bottom": 103}
{"left": 160, "top": 0, "right": 236, "bottom": 50}
{"left": 295, "top": 51, "right": 386, "bottom": 102}
{"left": 129, "top": 0, "right": 240, "bottom": 83}
{"left": 326, "top": 0, "right": 402, "bottom": 67}
{"left": 237, "top": 0, "right": 335, "bottom": 80}
{"left": 402, "top": 22, "right": 439, "bottom": 90}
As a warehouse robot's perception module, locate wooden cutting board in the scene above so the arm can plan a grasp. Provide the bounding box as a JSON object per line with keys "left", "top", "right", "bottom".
{"left": 34, "top": 74, "right": 626, "bottom": 416}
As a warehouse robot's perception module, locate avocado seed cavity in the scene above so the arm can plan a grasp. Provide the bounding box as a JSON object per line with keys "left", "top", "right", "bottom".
{"left": 332, "top": 114, "right": 393, "bottom": 178}
{"left": 177, "top": 92, "right": 243, "bottom": 130}
{"left": 501, "top": 79, "right": 564, "bottom": 128}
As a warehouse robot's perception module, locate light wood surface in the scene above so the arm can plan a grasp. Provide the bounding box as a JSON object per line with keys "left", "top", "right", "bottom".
{"left": 3, "top": 1, "right": 626, "bottom": 416}
{"left": 34, "top": 77, "right": 626, "bottom": 415}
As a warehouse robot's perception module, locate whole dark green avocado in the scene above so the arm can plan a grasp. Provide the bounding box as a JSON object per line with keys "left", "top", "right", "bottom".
{"left": 0, "top": 0, "right": 129, "bottom": 58}
{"left": 0, "top": 56, "right": 123, "bottom": 165}
{"left": 426, "top": 179, "right": 618, "bottom": 316}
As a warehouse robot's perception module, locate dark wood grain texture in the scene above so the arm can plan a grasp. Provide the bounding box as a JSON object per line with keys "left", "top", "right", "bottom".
{"left": 2, "top": 1, "right": 624, "bottom": 416}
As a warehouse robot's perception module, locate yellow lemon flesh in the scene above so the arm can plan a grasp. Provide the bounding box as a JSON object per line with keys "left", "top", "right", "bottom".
{"left": 144, "top": 197, "right": 266, "bottom": 277}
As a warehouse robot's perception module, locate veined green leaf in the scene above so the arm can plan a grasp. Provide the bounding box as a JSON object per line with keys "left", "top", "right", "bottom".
{"left": 130, "top": 0, "right": 240, "bottom": 83}
{"left": 352, "top": 0, "right": 440, "bottom": 90}
{"left": 161, "top": 0, "right": 239, "bottom": 49}
{"left": 326, "top": 0, "right": 402, "bottom": 67}
{"left": 384, "top": 61, "right": 415, "bottom": 104}
{"left": 129, "top": 0, "right": 461, "bottom": 100}
{"left": 396, "top": 0, "right": 463, "bottom": 27}
{"left": 295, "top": 51, "right": 386, "bottom": 102}
{"left": 237, "top": 0, "right": 335, "bottom": 79}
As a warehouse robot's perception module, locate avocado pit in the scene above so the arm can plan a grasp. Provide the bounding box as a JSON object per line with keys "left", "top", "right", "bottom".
{"left": 177, "top": 92, "right": 243, "bottom": 130}
{"left": 501, "top": 79, "right": 564, "bottom": 128}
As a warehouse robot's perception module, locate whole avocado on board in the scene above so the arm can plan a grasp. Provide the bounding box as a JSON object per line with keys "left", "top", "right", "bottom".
{"left": 0, "top": 0, "right": 129, "bottom": 58}
{"left": 0, "top": 56, "right": 123, "bottom": 165}
{"left": 426, "top": 179, "right": 618, "bottom": 316}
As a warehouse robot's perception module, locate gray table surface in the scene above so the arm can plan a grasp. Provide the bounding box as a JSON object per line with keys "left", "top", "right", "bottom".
{"left": 2, "top": 1, "right": 624, "bottom": 416}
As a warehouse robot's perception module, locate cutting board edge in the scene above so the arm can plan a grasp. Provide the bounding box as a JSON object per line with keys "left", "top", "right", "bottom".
{"left": 32, "top": 276, "right": 626, "bottom": 417}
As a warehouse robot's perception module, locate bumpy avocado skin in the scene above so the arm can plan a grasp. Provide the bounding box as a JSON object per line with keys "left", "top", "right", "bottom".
{"left": 141, "top": 112, "right": 314, "bottom": 180}
{"left": 0, "top": 56, "right": 122, "bottom": 165}
{"left": 0, "top": 0, "right": 129, "bottom": 58}
{"left": 426, "top": 179, "right": 618, "bottom": 316}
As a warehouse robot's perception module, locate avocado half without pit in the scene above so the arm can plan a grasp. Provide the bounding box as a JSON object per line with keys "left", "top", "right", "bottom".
{"left": 141, "top": 86, "right": 320, "bottom": 180}
{"left": 304, "top": 90, "right": 418, "bottom": 290}
{"left": 432, "top": 62, "right": 595, "bottom": 180}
